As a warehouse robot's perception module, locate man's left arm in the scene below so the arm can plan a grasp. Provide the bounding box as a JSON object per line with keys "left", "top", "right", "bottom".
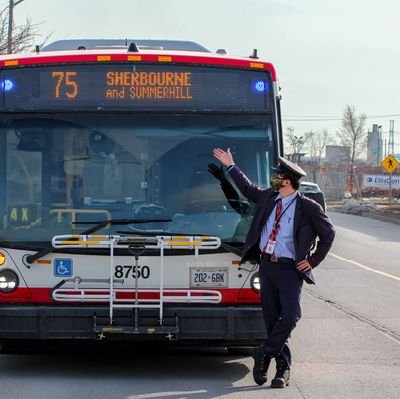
{"left": 307, "top": 204, "right": 335, "bottom": 268}
{"left": 297, "top": 203, "right": 335, "bottom": 272}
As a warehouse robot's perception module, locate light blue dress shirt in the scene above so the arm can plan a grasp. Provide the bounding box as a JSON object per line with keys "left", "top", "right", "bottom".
{"left": 259, "top": 191, "right": 298, "bottom": 259}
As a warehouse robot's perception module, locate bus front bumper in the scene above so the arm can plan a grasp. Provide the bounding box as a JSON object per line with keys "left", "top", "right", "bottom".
{"left": 0, "top": 305, "right": 265, "bottom": 345}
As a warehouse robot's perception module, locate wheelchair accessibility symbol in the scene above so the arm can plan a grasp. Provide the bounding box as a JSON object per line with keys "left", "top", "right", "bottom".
{"left": 54, "top": 259, "right": 73, "bottom": 277}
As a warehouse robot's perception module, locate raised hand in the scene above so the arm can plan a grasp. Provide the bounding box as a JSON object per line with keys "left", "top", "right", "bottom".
{"left": 213, "top": 147, "right": 234, "bottom": 167}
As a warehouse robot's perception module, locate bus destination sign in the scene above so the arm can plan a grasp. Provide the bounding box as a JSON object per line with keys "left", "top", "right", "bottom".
{"left": 104, "top": 71, "right": 193, "bottom": 100}
{"left": 0, "top": 64, "right": 272, "bottom": 112}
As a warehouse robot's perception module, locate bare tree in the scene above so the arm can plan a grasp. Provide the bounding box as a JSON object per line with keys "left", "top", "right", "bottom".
{"left": 337, "top": 104, "right": 367, "bottom": 195}
{"left": 284, "top": 126, "right": 313, "bottom": 163}
{"left": 307, "top": 129, "right": 332, "bottom": 182}
{"left": 337, "top": 105, "right": 367, "bottom": 167}
{"left": 0, "top": 2, "right": 48, "bottom": 54}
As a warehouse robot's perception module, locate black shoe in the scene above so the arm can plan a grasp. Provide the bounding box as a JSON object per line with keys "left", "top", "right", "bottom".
{"left": 271, "top": 358, "right": 290, "bottom": 388}
{"left": 251, "top": 346, "right": 270, "bottom": 386}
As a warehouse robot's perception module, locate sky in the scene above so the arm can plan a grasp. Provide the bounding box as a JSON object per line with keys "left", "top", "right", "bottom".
{"left": 5, "top": 0, "right": 400, "bottom": 153}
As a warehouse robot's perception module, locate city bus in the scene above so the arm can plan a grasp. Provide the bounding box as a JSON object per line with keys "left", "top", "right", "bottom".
{"left": 0, "top": 39, "right": 283, "bottom": 349}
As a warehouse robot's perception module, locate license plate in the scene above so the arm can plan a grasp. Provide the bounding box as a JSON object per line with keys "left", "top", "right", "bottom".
{"left": 190, "top": 268, "right": 228, "bottom": 288}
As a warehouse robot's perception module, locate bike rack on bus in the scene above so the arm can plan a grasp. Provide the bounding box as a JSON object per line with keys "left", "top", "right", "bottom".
{"left": 51, "top": 234, "right": 221, "bottom": 338}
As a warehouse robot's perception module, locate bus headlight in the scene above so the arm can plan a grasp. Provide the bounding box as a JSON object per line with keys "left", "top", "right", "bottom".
{"left": 250, "top": 272, "right": 260, "bottom": 293}
{"left": 0, "top": 270, "right": 19, "bottom": 293}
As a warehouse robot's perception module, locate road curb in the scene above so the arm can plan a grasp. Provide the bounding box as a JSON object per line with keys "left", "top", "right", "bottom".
{"left": 329, "top": 208, "right": 400, "bottom": 226}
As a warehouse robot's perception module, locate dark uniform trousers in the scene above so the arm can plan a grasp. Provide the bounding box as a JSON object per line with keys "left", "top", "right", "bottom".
{"left": 259, "top": 259, "right": 303, "bottom": 367}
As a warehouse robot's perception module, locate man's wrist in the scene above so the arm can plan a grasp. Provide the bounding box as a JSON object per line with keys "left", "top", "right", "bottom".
{"left": 227, "top": 164, "right": 236, "bottom": 171}
{"left": 308, "top": 256, "right": 317, "bottom": 268}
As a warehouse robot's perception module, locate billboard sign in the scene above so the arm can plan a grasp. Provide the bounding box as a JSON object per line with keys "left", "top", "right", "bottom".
{"left": 362, "top": 174, "right": 400, "bottom": 189}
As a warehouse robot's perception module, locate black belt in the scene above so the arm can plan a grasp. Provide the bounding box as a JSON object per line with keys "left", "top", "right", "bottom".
{"left": 261, "top": 253, "right": 296, "bottom": 265}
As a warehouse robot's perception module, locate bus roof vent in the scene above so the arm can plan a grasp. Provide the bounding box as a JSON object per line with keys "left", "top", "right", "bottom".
{"left": 216, "top": 48, "right": 228, "bottom": 55}
{"left": 249, "top": 49, "right": 259, "bottom": 59}
{"left": 127, "top": 42, "right": 139, "bottom": 52}
{"left": 41, "top": 39, "right": 211, "bottom": 53}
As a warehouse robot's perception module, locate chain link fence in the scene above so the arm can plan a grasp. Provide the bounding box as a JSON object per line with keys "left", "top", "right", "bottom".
{"left": 304, "top": 165, "right": 400, "bottom": 201}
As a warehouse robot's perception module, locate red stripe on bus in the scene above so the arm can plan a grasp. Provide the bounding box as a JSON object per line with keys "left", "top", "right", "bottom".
{"left": 0, "top": 287, "right": 260, "bottom": 304}
{"left": 0, "top": 53, "right": 277, "bottom": 81}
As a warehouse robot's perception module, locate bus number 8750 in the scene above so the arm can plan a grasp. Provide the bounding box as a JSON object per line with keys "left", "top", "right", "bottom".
{"left": 114, "top": 265, "right": 150, "bottom": 279}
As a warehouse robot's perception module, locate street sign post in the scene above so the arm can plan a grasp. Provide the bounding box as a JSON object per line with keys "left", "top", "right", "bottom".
{"left": 381, "top": 154, "right": 400, "bottom": 205}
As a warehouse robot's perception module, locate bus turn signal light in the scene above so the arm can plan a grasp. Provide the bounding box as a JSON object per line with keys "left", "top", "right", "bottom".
{"left": 0, "top": 252, "right": 6, "bottom": 266}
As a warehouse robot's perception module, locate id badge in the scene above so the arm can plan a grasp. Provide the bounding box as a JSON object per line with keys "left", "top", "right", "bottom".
{"left": 265, "top": 239, "right": 276, "bottom": 254}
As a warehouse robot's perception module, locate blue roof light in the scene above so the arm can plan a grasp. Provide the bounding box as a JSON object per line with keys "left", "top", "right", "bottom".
{"left": 1, "top": 79, "right": 14, "bottom": 92}
{"left": 254, "top": 80, "right": 268, "bottom": 93}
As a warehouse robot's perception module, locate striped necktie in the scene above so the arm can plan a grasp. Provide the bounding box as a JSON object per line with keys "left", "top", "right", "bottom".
{"left": 262, "top": 198, "right": 282, "bottom": 253}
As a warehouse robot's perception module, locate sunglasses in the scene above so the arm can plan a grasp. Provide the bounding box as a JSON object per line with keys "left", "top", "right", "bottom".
{"left": 271, "top": 173, "right": 287, "bottom": 180}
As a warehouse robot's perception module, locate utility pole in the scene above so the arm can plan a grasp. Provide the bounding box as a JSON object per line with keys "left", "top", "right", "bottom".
{"left": 388, "top": 120, "right": 395, "bottom": 155}
{"left": 378, "top": 125, "right": 382, "bottom": 165}
{"left": 7, "top": 0, "right": 25, "bottom": 54}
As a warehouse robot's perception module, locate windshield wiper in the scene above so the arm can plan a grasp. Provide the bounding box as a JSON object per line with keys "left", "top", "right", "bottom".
{"left": 78, "top": 218, "right": 172, "bottom": 235}
{"left": 117, "top": 230, "right": 210, "bottom": 236}
{"left": 220, "top": 242, "right": 243, "bottom": 257}
{"left": 25, "top": 218, "right": 172, "bottom": 264}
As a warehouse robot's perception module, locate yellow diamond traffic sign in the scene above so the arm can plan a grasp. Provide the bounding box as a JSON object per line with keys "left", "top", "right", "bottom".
{"left": 381, "top": 154, "right": 399, "bottom": 174}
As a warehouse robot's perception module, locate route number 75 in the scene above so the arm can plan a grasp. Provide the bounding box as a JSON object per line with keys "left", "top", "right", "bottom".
{"left": 52, "top": 71, "right": 78, "bottom": 98}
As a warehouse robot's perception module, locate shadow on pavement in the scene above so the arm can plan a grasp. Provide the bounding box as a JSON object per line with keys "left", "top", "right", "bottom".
{"left": 0, "top": 344, "right": 267, "bottom": 399}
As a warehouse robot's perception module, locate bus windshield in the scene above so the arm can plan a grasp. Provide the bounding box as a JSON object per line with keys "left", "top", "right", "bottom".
{"left": 0, "top": 114, "right": 275, "bottom": 245}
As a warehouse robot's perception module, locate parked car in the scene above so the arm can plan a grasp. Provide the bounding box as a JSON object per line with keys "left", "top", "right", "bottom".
{"left": 299, "top": 181, "right": 326, "bottom": 211}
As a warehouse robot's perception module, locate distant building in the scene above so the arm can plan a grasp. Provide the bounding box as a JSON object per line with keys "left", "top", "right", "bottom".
{"left": 325, "top": 145, "right": 351, "bottom": 165}
{"left": 367, "top": 124, "right": 383, "bottom": 166}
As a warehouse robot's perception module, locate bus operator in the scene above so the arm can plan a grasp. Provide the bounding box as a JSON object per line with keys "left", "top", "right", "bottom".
{"left": 212, "top": 147, "right": 335, "bottom": 389}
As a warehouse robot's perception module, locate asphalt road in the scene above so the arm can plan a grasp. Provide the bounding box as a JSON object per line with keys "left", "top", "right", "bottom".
{"left": 1, "top": 212, "right": 399, "bottom": 399}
